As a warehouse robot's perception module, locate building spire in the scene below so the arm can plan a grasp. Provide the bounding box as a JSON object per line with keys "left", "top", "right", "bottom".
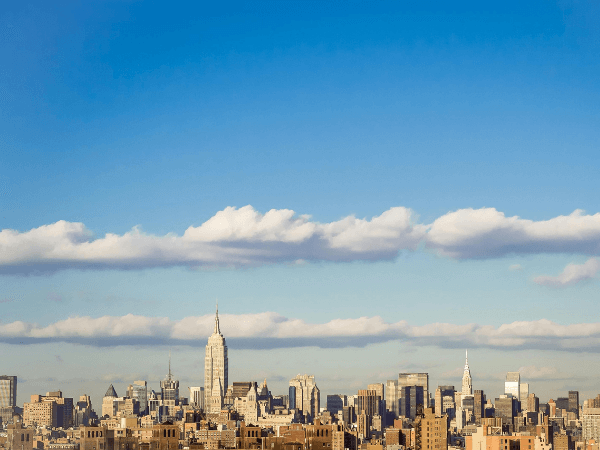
{"left": 214, "top": 300, "right": 221, "bottom": 334}
{"left": 168, "top": 349, "right": 172, "bottom": 380}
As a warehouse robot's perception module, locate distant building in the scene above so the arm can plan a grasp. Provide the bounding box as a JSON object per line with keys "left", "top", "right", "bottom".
{"left": 23, "top": 391, "right": 73, "bottom": 428}
{"left": 0, "top": 375, "right": 17, "bottom": 425}
{"left": 128, "top": 380, "right": 148, "bottom": 415}
{"left": 189, "top": 386, "right": 204, "bottom": 409}
{"left": 527, "top": 393, "right": 540, "bottom": 414}
{"left": 289, "top": 374, "right": 320, "bottom": 422}
{"left": 462, "top": 351, "right": 472, "bottom": 396}
{"left": 505, "top": 372, "right": 520, "bottom": 401}
{"left": 386, "top": 380, "right": 399, "bottom": 418}
{"left": 398, "top": 373, "right": 429, "bottom": 407}
{"left": 327, "top": 395, "right": 347, "bottom": 414}
{"left": 473, "top": 390, "right": 485, "bottom": 423}
{"left": 205, "top": 305, "right": 228, "bottom": 413}
{"left": 569, "top": 391, "right": 579, "bottom": 418}
{"left": 160, "top": 358, "right": 179, "bottom": 417}
{"left": 399, "top": 385, "right": 424, "bottom": 420}
{"left": 520, "top": 383, "right": 529, "bottom": 405}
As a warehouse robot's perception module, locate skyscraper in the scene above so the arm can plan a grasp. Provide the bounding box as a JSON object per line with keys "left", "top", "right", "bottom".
{"left": 289, "top": 374, "right": 320, "bottom": 422}
{"left": 462, "top": 351, "right": 472, "bottom": 396}
{"left": 161, "top": 356, "right": 179, "bottom": 417}
{"left": 0, "top": 376, "right": 17, "bottom": 425}
{"left": 204, "top": 304, "right": 228, "bottom": 413}
{"left": 505, "top": 372, "right": 520, "bottom": 401}
{"left": 398, "top": 373, "right": 429, "bottom": 407}
{"left": 0, "top": 376, "right": 17, "bottom": 408}
{"left": 128, "top": 380, "right": 148, "bottom": 415}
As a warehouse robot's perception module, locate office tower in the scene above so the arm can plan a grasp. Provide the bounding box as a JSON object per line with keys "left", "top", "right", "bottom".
{"left": 398, "top": 373, "right": 429, "bottom": 407}
{"left": 505, "top": 372, "right": 520, "bottom": 401}
{"left": 435, "top": 385, "right": 456, "bottom": 419}
{"left": 399, "top": 385, "right": 424, "bottom": 420}
{"left": 0, "top": 376, "right": 17, "bottom": 425}
{"left": 556, "top": 397, "right": 569, "bottom": 411}
{"left": 161, "top": 356, "right": 179, "bottom": 417}
{"left": 189, "top": 387, "right": 204, "bottom": 409}
{"left": 474, "top": 390, "right": 485, "bottom": 423}
{"left": 327, "top": 395, "right": 347, "bottom": 413}
{"left": 462, "top": 351, "right": 472, "bottom": 396}
{"left": 569, "top": 391, "right": 579, "bottom": 418}
{"left": 495, "top": 395, "right": 518, "bottom": 424}
{"left": 0, "top": 376, "right": 17, "bottom": 408}
{"left": 386, "top": 380, "right": 399, "bottom": 418}
{"left": 128, "top": 380, "right": 148, "bottom": 415}
{"left": 520, "top": 383, "right": 529, "bottom": 405}
{"left": 357, "top": 389, "right": 381, "bottom": 418}
{"left": 205, "top": 304, "right": 228, "bottom": 413}
{"left": 289, "top": 374, "right": 320, "bottom": 422}
{"left": 527, "top": 393, "right": 539, "bottom": 413}
{"left": 367, "top": 383, "right": 386, "bottom": 427}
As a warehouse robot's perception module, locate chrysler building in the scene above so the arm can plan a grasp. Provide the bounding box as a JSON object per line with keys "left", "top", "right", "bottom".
{"left": 462, "top": 350, "right": 472, "bottom": 396}
{"left": 204, "top": 304, "right": 228, "bottom": 413}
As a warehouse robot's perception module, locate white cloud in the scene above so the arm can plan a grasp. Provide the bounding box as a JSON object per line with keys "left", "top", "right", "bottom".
{"left": 426, "top": 208, "right": 600, "bottom": 259}
{"left": 509, "top": 264, "right": 522, "bottom": 271}
{"left": 534, "top": 258, "right": 599, "bottom": 287}
{"left": 0, "top": 206, "right": 424, "bottom": 274}
{"left": 3, "top": 314, "right": 600, "bottom": 352}
{"left": 3, "top": 206, "right": 600, "bottom": 274}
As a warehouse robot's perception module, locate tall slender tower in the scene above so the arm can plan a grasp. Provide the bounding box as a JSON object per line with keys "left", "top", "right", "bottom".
{"left": 204, "top": 303, "right": 228, "bottom": 413}
{"left": 461, "top": 350, "right": 472, "bottom": 396}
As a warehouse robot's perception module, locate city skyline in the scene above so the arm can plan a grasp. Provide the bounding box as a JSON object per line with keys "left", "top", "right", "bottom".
{"left": 2, "top": 0, "right": 600, "bottom": 414}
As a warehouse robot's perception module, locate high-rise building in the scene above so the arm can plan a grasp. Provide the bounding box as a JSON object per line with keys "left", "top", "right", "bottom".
{"left": 289, "top": 374, "right": 320, "bottom": 422}
{"left": 462, "top": 351, "right": 472, "bottom": 396}
{"left": 189, "top": 387, "right": 204, "bottom": 409}
{"left": 473, "top": 390, "right": 485, "bottom": 423}
{"left": 204, "top": 304, "right": 228, "bottom": 413}
{"left": 386, "top": 380, "right": 399, "bottom": 418}
{"left": 519, "top": 383, "right": 529, "bottom": 405}
{"left": 161, "top": 356, "right": 179, "bottom": 417}
{"left": 0, "top": 376, "right": 17, "bottom": 425}
{"left": 327, "top": 395, "right": 347, "bottom": 414}
{"left": 526, "top": 393, "right": 539, "bottom": 413}
{"left": 128, "top": 380, "right": 148, "bottom": 415}
{"left": 398, "top": 373, "right": 429, "bottom": 407}
{"left": 504, "top": 372, "right": 520, "bottom": 401}
{"left": 0, "top": 376, "right": 17, "bottom": 408}
{"left": 569, "top": 391, "right": 579, "bottom": 418}
{"left": 399, "top": 386, "right": 424, "bottom": 420}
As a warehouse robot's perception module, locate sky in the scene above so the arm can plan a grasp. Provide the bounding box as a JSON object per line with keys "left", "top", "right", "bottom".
{"left": 1, "top": 0, "right": 600, "bottom": 410}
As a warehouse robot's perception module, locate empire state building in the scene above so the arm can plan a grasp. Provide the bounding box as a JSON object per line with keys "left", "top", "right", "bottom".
{"left": 204, "top": 305, "right": 228, "bottom": 413}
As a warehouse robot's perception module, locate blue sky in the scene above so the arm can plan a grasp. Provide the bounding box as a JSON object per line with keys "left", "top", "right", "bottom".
{"left": 1, "top": 0, "right": 600, "bottom": 408}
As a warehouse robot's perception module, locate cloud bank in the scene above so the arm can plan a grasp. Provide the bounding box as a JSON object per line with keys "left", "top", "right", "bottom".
{"left": 2, "top": 205, "right": 600, "bottom": 274}
{"left": 2, "top": 313, "right": 600, "bottom": 352}
{"left": 534, "top": 258, "right": 599, "bottom": 287}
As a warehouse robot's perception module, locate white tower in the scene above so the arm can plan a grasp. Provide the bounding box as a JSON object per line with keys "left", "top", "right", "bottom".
{"left": 204, "top": 303, "right": 228, "bottom": 413}
{"left": 461, "top": 350, "right": 472, "bottom": 396}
